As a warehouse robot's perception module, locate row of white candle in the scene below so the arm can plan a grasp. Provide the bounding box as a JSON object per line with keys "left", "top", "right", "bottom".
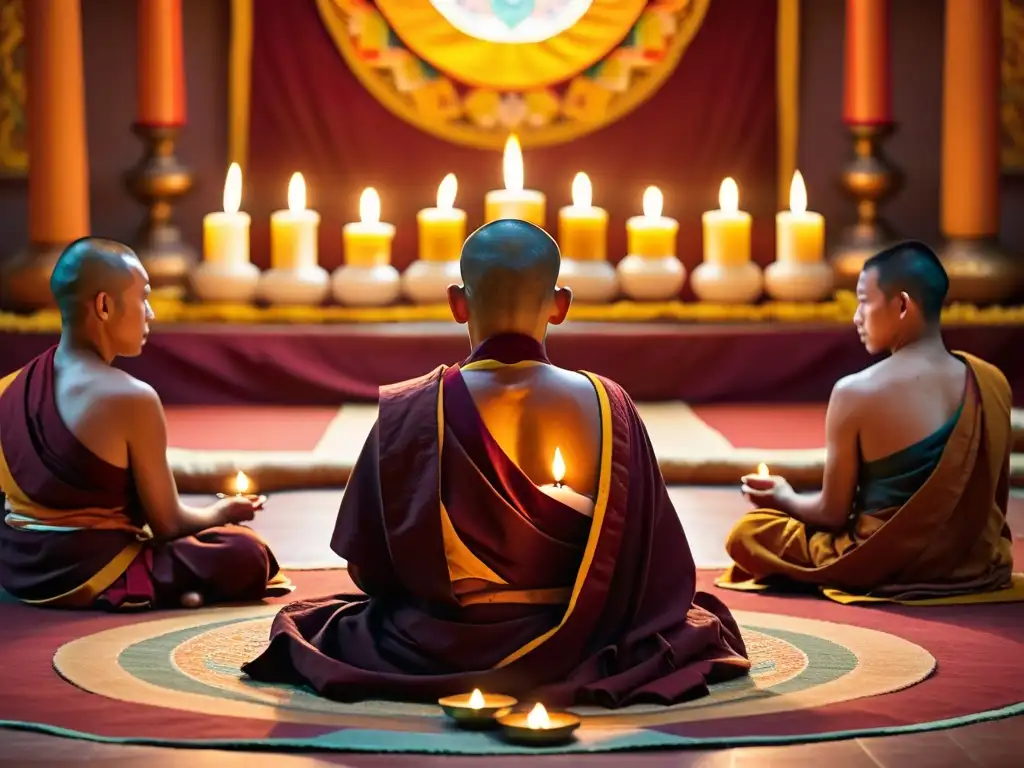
{"left": 203, "top": 135, "right": 825, "bottom": 275}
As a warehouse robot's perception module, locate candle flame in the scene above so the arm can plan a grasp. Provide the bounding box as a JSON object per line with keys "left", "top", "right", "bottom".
{"left": 503, "top": 134, "right": 524, "bottom": 192}
{"left": 468, "top": 689, "right": 485, "bottom": 709}
{"left": 360, "top": 187, "right": 381, "bottom": 224}
{"left": 234, "top": 471, "right": 251, "bottom": 494}
{"left": 642, "top": 186, "right": 663, "bottom": 218}
{"left": 526, "top": 703, "right": 551, "bottom": 729}
{"left": 287, "top": 172, "right": 306, "bottom": 212}
{"left": 789, "top": 170, "right": 807, "bottom": 214}
{"left": 437, "top": 173, "right": 458, "bottom": 210}
{"left": 223, "top": 163, "right": 242, "bottom": 214}
{"left": 552, "top": 447, "right": 566, "bottom": 485}
{"left": 719, "top": 177, "right": 739, "bottom": 213}
{"left": 571, "top": 172, "right": 592, "bottom": 208}
{"left": 757, "top": 463, "right": 770, "bottom": 478}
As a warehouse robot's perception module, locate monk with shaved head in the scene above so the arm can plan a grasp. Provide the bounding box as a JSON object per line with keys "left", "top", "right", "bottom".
{"left": 0, "top": 238, "right": 290, "bottom": 610}
{"left": 244, "top": 220, "right": 749, "bottom": 707}
{"left": 720, "top": 241, "right": 1021, "bottom": 604}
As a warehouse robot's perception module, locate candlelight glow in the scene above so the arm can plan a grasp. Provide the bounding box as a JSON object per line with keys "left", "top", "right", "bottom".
{"left": 719, "top": 177, "right": 739, "bottom": 213}
{"left": 437, "top": 173, "right": 458, "bottom": 210}
{"left": 571, "top": 172, "right": 592, "bottom": 208}
{"left": 503, "top": 134, "right": 524, "bottom": 192}
{"left": 287, "top": 172, "right": 306, "bottom": 212}
{"left": 468, "top": 689, "right": 485, "bottom": 709}
{"left": 757, "top": 463, "right": 770, "bottom": 478}
{"left": 223, "top": 163, "right": 242, "bottom": 214}
{"left": 552, "top": 448, "right": 566, "bottom": 485}
{"left": 789, "top": 171, "right": 808, "bottom": 214}
{"left": 360, "top": 187, "right": 381, "bottom": 224}
{"left": 234, "top": 471, "right": 251, "bottom": 495}
{"left": 642, "top": 185, "right": 663, "bottom": 218}
{"left": 526, "top": 703, "right": 552, "bottom": 729}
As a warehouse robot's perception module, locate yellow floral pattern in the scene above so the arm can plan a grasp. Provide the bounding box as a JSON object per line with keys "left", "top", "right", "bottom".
{"left": 2, "top": 294, "right": 1023, "bottom": 333}
{"left": 0, "top": 0, "right": 26, "bottom": 177}
{"left": 314, "top": 0, "right": 710, "bottom": 149}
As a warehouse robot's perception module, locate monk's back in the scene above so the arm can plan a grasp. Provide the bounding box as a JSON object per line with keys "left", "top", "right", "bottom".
{"left": 461, "top": 364, "right": 601, "bottom": 498}
{"left": 855, "top": 350, "right": 967, "bottom": 462}
{"left": 52, "top": 352, "right": 140, "bottom": 470}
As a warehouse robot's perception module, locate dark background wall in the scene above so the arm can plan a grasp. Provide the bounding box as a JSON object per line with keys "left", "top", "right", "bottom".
{"left": 1, "top": 0, "right": 1021, "bottom": 263}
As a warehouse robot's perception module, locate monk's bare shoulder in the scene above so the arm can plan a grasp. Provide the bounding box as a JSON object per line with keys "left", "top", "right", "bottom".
{"left": 86, "top": 369, "right": 164, "bottom": 431}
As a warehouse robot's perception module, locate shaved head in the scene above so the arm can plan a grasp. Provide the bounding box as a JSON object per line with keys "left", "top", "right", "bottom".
{"left": 50, "top": 237, "right": 141, "bottom": 327}
{"left": 460, "top": 219, "right": 561, "bottom": 322}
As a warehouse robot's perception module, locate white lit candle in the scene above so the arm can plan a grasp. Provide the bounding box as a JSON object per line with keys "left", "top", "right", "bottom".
{"left": 776, "top": 171, "right": 825, "bottom": 264}
{"left": 417, "top": 174, "right": 466, "bottom": 262}
{"left": 484, "top": 134, "right": 546, "bottom": 227}
{"left": 558, "top": 172, "right": 608, "bottom": 261}
{"left": 538, "top": 447, "right": 595, "bottom": 517}
{"left": 626, "top": 186, "right": 679, "bottom": 257}
{"left": 234, "top": 470, "right": 251, "bottom": 495}
{"left": 202, "top": 163, "right": 250, "bottom": 266}
{"left": 702, "top": 178, "right": 752, "bottom": 267}
{"left": 270, "top": 172, "right": 320, "bottom": 270}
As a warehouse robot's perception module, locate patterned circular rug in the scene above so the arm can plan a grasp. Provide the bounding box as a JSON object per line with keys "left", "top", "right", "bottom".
{"left": 47, "top": 606, "right": 937, "bottom": 751}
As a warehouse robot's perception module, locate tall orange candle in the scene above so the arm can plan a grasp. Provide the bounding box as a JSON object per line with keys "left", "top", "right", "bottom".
{"left": 137, "top": 0, "right": 186, "bottom": 125}
{"left": 843, "top": 0, "right": 891, "bottom": 125}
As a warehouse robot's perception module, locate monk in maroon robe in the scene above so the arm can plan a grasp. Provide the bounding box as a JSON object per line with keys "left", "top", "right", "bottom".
{"left": 243, "top": 220, "right": 748, "bottom": 706}
{"left": 0, "top": 238, "right": 290, "bottom": 610}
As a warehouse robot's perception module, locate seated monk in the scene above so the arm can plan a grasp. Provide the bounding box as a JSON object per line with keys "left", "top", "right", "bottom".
{"left": 718, "top": 241, "right": 1022, "bottom": 604}
{"left": 0, "top": 238, "right": 291, "bottom": 610}
{"left": 243, "top": 220, "right": 749, "bottom": 706}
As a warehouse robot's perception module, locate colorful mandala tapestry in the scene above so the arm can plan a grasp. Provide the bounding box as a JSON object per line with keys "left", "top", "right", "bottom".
{"left": 315, "top": 0, "right": 710, "bottom": 148}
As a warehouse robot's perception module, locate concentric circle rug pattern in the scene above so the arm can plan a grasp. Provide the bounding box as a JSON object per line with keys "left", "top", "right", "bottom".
{"left": 47, "top": 607, "right": 930, "bottom": 753}
{"left": 2, "top": 569, "right": 1023, "bottom": 754}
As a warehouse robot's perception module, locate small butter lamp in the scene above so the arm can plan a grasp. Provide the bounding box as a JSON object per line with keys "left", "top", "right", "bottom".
{"left": 741, "top": 462, "right": 780, "bottom": 493}
{"left": 217, "top": 470, "right": 260, "bottom": 502}
{"left": 438, "top": 688, "right": 518, "bottom": 729}
{"left": 538, "top": 448, "right": 595, "bottom": 517}
{"left": 498, "top": 702, "right": 581, "bottom": 746}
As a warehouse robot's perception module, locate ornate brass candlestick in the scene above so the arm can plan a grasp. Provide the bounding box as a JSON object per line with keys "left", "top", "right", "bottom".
{"left": 123, "top": 124, "right": 196, "bottom": 295}
{"left": 830, "top": 123, "right": 902, "bottom": 290}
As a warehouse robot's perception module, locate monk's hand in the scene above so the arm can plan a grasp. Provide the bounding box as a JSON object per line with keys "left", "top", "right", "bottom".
{"left": 739, "top": 474, "right": 795, "bottom": 512}
{"left": 212, "top": 495, "right": 266, "bottom": 525}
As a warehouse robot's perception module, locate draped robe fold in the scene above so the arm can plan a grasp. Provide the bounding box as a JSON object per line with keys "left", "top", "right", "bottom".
{"left": 243, "top": 336, "right": 749, "bottom": 706}
{"left": 718, "top": 353, "right": 1024, "bottom": 605}
{"left": 0, "top": 348, "right": 290, "bottom": 610}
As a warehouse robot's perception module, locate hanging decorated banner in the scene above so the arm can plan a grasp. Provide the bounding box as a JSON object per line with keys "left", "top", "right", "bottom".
{"left": 315, "top": 0, "right": 710, "bottom": 149}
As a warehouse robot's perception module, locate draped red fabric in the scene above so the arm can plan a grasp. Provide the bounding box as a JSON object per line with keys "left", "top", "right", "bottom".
{"left": 246, "top": 0, "right": 778, "bottom": 279}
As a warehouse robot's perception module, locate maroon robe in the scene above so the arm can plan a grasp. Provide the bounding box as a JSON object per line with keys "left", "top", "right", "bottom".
{"left": 243, "top": 334, "right": 749, "bottom": 706}
{"left": 0, "top": 348, "right": 289, "bottom": 610}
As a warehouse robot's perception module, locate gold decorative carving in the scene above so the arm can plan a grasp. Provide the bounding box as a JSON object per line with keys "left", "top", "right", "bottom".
{"left": 1002, "top": 0, "right": 1024, "bottom": 171}
{"left": 0, "top": 0, "right": 27, "bottom": 177}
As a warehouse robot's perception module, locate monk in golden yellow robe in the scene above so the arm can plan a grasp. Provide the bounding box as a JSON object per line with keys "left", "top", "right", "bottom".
{"left": 718, "top": 241, "right": 1022, "bottom": 605}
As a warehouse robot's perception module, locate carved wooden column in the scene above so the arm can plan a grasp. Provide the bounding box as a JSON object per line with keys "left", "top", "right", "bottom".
{"left": 939, "top": 0, "right": 1019, "bottom": 303}
{"left": 1, "top": 0, "right": 90, "bottom": 311}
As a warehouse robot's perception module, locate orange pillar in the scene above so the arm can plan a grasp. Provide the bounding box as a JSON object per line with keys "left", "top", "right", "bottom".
{"left": 938, "top": 0, "right": 1018, "bottom": 303}
{"left": 2, "top": 0, "right": 90, "bottom": 310}
{"left": 940, "top": 0, "right": 999, "bottom": 238}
